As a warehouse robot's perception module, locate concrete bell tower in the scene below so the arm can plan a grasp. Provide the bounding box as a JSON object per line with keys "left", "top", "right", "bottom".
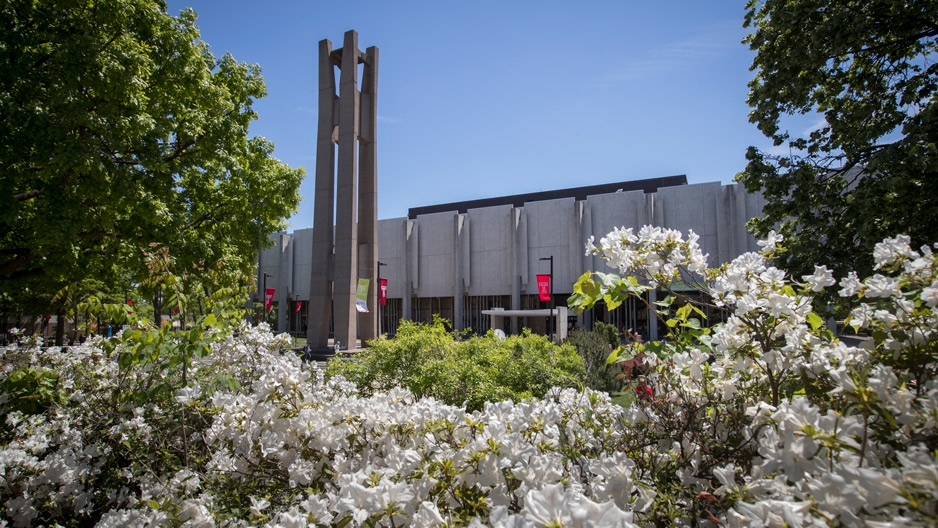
{"left": 307, "top": 30, "right": 378, "bottom": 351}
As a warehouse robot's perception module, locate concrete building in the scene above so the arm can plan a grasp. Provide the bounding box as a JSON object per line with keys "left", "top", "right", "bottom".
{"left": 255, "top": 175, "right": 765, "bottom": 343}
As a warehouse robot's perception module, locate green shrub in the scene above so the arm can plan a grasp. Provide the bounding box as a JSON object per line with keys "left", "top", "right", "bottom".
{"left": 563, "top": 328, "right": 622, "bottom": 393}
{"left": 592, "top": 321, "right": 621, "bottom": 347}
{"left": 0, "top": 367, "right": 66, "bottom": 415}
{"left": 325, "top": 319, "right": 585, "bottom": 411}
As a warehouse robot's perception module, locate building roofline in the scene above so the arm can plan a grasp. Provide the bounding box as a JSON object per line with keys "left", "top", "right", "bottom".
{"left": 407, "top": 175, "right": 687, "bottom": 219}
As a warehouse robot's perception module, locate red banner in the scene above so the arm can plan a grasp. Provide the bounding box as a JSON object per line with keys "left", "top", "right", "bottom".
{"left": 264, "top": 288, "right": 275, "bottom": 312}
{"left": 295, "top": 300, "right": 302, "bottom": 314}
{"left": 379, "top": 278, "right": 388, "bottom": 306}
{"left": 536, "top": 274, "right": 551, "bottom": 302}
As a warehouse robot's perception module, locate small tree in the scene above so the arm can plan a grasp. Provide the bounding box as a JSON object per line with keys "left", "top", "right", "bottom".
{"left": 0, "top": 0, "right": 303, "bottom": 334}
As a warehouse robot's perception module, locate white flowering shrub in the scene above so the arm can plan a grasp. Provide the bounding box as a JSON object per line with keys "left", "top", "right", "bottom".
{"left": 572, "top": 227, "right": 938, "bottom": 526}
{"left": 1, "top": 227, "right": 936, "bottom": 527}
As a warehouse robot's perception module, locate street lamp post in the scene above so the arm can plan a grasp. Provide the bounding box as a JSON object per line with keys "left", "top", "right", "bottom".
{"left": 263, "top": 272, "right": 274, "bottom": 325}
{"left": 539, "top": 256, "right": 554, "bottom": 341}
{"left": 377, "top": 261, "right": 387, "bottom": 335}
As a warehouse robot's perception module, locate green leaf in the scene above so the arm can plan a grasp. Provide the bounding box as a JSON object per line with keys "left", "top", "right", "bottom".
{"left": 605, "top": 346, "right": 625, "bottom": 365}
{"left": 806, "top": 311, "right": 824, "bottom": 331}
{"left": 681, "top": 318, "right": 702, "bottom": 330}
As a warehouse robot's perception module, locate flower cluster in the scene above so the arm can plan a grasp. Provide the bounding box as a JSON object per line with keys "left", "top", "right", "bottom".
{"left": 2, "top": 227, "right": 937, "bottom": 526}
{"left": 585, "top": 226, "right": 708, "bottom": 287}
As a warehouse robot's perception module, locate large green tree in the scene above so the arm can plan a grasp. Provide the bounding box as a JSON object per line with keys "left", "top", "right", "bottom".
{"left": 0, "top": 0, "right": 303, "bottom": 321}
{"left": 738, "top": 0, "right": 938, "bottom": 280}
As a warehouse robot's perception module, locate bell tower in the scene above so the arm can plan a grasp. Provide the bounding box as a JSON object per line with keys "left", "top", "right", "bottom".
{"left": 307, "top": 30, "right": 378, "bottom": 351}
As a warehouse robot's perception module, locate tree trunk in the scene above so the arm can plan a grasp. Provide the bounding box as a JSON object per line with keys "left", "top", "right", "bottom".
{"left": 55, "top": 308, "right": 65, "bottom": 346}
{"left": 154, "top": 287, "right": 163, "bottom": 327}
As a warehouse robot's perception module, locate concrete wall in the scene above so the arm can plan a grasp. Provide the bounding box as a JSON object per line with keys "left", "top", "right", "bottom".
{"left": 255, "top": 180, "right": 764, "bottom": 335}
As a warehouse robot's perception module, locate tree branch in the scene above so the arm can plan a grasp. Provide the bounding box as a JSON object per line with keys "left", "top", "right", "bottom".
{"left": 78, "top": 230, "right": 121, "bottom": 240}
{"left": 0, "top": 251, "right": 40, "bottom": 279}
{"left": 14, "top": 189, "right": 42, "bottom": 201}
{"left": 183, "top": 201, "right": 229, "bottom": 231}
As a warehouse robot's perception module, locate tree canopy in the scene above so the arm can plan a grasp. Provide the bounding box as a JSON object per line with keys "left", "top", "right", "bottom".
{"left": 738, "top": 0, "right": 938, "bottom": 280}
{"left": 0, "top": 0, "right": 304, "bottom": 317}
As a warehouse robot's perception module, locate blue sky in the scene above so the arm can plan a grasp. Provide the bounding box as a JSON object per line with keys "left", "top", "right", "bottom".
{"left": 164, "top": 1, "right": 778, "bottom": 229}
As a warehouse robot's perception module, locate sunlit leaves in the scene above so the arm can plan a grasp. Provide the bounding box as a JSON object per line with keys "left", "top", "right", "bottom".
{"left": 0, "top": 0, "right": 304, "bottom": 322}
{"left": 739, "top": 0, "right": 938, "bottom": 284}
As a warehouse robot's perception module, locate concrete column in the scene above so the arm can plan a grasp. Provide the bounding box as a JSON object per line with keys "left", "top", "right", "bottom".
{"left": 358, "top": 45, "right": 379, "bottom": 344}
{"left": 332, "top": 30, "right": 362, "bottom": 350}
{"left": 308, "top": 37, "right": 338, "bottom": 350}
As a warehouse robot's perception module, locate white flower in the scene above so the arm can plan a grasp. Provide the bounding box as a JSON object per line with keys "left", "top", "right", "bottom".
{"left": 175, "top": 383, "right": 202, "bottom": 405}
{"left": 802, "top": 265, "right": 836, "bottom": 292}
{"left": 760, "top": 266, "right": 786, "bottom": 286}
{"left": 412, "top": 501, "right": 445, "bottom": 528}
{"left": 299, "top": 494, "right": 332, "bottom": 524}
{"left": 523, "top": 483, "right": 636, "bottom": 528}
{"left": 584, "top": 236, "right": 596, "bottom": 256}
{"left": 277, "top": 506, "right": 307, "bottom": 528}
{"left": 864, "top": 274, "right": 901, "bottom": 298}
{"left": 249, "top": 496, "right": 270, "bottom": 518}
{"left": 921, "top": 285, "right": 938, "bottom": 308}
{"left": 179, "top": 498, "right": 214, "bottom": 528}
{"left": 757, "top": 230, "right": 783, "bottom": 252}
{"left": 873, "top": 234, "right": 913, "bottom": 268}
{"left": 838, "top": 271, "right": 863, "bottom": 297}
{"left": 848, "top": 304, "right": 875, "bottom": 328}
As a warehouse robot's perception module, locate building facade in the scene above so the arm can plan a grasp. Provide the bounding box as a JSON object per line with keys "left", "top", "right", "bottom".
{"left": 255, "top": 176, "right": 765, "bottom": 342}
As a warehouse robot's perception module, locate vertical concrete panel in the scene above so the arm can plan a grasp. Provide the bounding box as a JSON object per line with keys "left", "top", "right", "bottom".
{"left": 577, "top": 202, "right": 592, "bottom": 329}
{"left": 292, "top": 228, "right": 313, "bottom": 301}
{"left": 524, "top": 198, "right": 575, "bottom": 294}
{"left": 516, "top": 209, "right": 528, "bottom": 294}
{"left": 283, "top": 234, "right": 294, "bottom": 295}
{"left": 577, "top": 201, "right": 591, "bottom": 278}
{"left": 657, "top": 183, "right": 722, "bottom": 263}
{"left": 467, "top": 205, "right": 513, "bottom": 296}
{"left": 455, "top": 215, "right": 468, "bottom": 329}
{"left": 459, "top": 214, "right": 470, "bottom": 291}
{"left": 415, "top": 212, "right": 456, "bottom": 298}
{"left": 403, "top": 220, "right": 418, "bottom": 320}
{"left": 583, "top": 191, "right": 646, "bottom": 273}
{"left": 277, "top": 233, "right": 292, "bottom": 331}
{"left": 257, "top": 233, "right": 281, "bottom": 324}
{"left": 407, "top": 221, "right": 419, "bottom": 292}
{"left": 715, "top": 185, "right": 738, "bottom": 265}
{"left": 377, "top": 218, "right": 407, "bottom": 300}
{"left": 510, "top": 208, "right": 522, "bottom": 333}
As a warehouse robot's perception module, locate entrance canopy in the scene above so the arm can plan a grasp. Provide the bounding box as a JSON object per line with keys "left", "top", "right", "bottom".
{"left": 482, "top": 307, "right": 568, "bottom": 341}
